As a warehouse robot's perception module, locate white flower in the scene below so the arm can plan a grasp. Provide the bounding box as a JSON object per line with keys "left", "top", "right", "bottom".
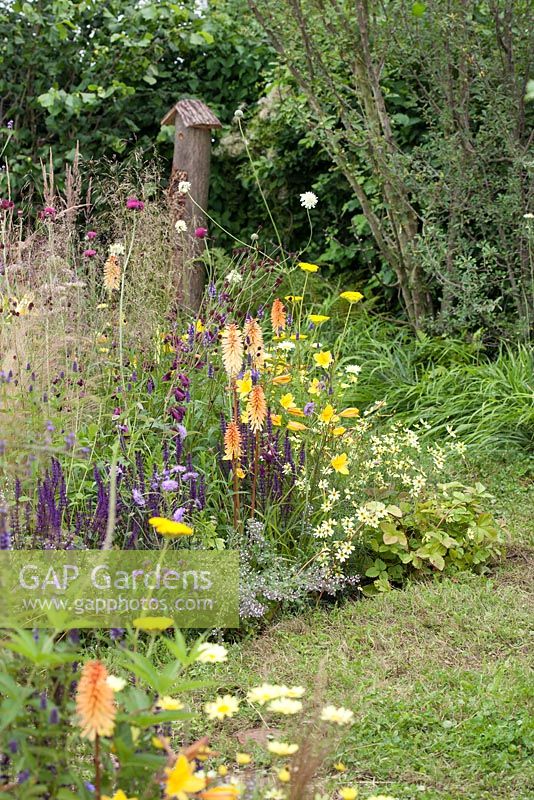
{"left": 523, "top": 212, "right": 534, "bottom": 219}
{"left": 226, "top": 269, "right": 243, "bottom": 284}
{"left": 246, "top": 683, "right": 286, "bottom": 705}
{"left": 196, "top": 642, "right": 228, "bottom": 663}
{"left": 178, "top": 180, "right": 191, "bottom": 194}
{"left": 234, "top": 109, "right": 244, "bottom": 119}
{"left": 251, "top": 233, "right": 259, "bottom": 241}
{"left": 175, "top": 219, "right": 187, "bottom": 233}
{"left": 109, "top": 242, "right": 125, "bottom": 256}
{"left": 300, "top": 191, "right": 318, "bottom": 210}
{"left": 320, "top": 704, "right": 354, "bottom": 726}
{"left": 345, "top": 364, "right": 362, "bottom": 375}
{"left": 106, "top": 675, "right": 127, "bottom": 692}
{"left": 276, "top": 340, "right": 296, "bottom": 351}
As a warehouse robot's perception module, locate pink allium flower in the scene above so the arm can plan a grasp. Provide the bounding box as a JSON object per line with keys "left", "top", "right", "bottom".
{"left": 126, "top": 197, "right": 145, "bottom": 211}
{"left": 194, "top": 226, "right": 208, "bottom": 239}
{"left": 86, "top": 230, "right": 97, "bottom": 240}
{"left": 83, "top": 249, "right": 97, "bottom": 257}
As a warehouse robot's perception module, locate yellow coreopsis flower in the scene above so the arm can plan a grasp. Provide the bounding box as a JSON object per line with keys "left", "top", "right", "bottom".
{"left": 333, "top": 762, "right": 347, "bottom": 773}
{"left": 149, "top": 517, "right": 193, "bottom": 536}
{"left": 285, "top": 295, "right": 303, "bottom": 303}
{"left": 298, "top": 262, "right": 319, "bottom": 273}
{"left": 309, "top": 314, "right": 330, "bottom": 325}
{"left": 319, "top": 404, "right": 337, "bottom": 424}
{"left": 165, "top": 754, "right": 206, "bottom": 800}
{"left": 314, "top": 351, "right": 333, "bottom": 369}
{"left": 339, "top": 291, "right": 363, "bottom": 304}
{"left": 331, "top": 453, "right": 349, "bottom": 475}
{"left": 236, "top": 372, "right": 253, "bottom": 398}
{"left": 195, "top": 319, "right": 205, "bottom": 333}
{"left": 204, "top": 694, "right": 240, "bottom": 720}
{"left": 268, "top": 742, "right": 299, "bottom": 756}
{"left": 339, "top": 789, "right": 358, "bottom": 800}
{"left": 236, "top": 753, "right": 252, "bottom": 765}
{"left": 103, "top": 791, "right": 138, "bottom": 800}
{"left": 280, "top": 393, "right": 296, "bottom": 410}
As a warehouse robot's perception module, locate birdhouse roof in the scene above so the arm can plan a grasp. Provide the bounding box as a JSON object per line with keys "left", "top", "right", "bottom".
{"left": 161, "top": 99, "right": 222, "bottom": 129}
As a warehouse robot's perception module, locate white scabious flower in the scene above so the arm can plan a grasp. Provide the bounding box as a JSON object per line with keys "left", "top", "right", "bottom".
{"left": 175, "top": 219, "right": 187, "bottom": 233}
{"left": 178, "top": 180, "right": 191, "bottom": 194}
{"left": 300, "top": 191, "right": 318, "bottom": 209}
{"left": 109, "top": 242, "right": 125, "bottom": 256}
{"left": 226, "top": 269, "right": 243, "bottom": 284}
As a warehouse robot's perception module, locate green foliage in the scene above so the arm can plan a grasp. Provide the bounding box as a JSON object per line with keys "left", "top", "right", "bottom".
{"left": 0, "top": 0, "right": 270, "bottom": 196}
{"left": 363, "top": 482, "right": 505, "bottom": 594}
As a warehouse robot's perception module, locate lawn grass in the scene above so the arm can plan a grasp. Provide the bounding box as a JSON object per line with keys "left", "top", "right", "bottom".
{"left": 195, "top": 455, "right": 534, "bottom": 800}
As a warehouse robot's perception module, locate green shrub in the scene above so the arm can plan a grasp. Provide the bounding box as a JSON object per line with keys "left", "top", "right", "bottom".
{"left": 363, "top": 482, "right": 505, "bottom": 594}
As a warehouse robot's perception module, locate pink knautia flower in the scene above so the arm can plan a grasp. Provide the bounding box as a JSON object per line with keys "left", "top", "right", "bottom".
{"left": 0, "top": 199, "right": 14, "bottom": 210}
{"left": 126, "top": 196, "right": 145, "bottom": 211}
{"left": 83, "top": 249, "right": 97, "bottom": 257}
{"left": 86, "top": 230, "right": 97, "bottom": 240}
{"left": 194, "top": 226, "right": 208, "bottom": 239}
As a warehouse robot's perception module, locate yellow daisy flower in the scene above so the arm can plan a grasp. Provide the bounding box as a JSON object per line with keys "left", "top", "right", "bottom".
{"left": 165, "top": 754, "right": 206, "bottom": 799}
{"left": 313, "top": 351, "right": 333, "bottom": 369}
{"left": 330, "top": 453, "right": 349, "bottom": 475}
{"left": 280, "top": 393, "right": 296, "bottom": 410}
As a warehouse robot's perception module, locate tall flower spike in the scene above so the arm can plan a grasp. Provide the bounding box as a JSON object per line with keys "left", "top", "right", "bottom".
{"left": 248, "top": 385, "right": 267, "bottom": 432}
{"left": 244, "top": 318, "right": 264, "bottom": 368}
{"left": 221, "top": 323, "right": 244, "bottom": 379}
{"left": 223, "top": 420, "right": 242, "bottom": 461}
{"left": 271, "top": 299, "right": 286, "bottom": 335}
{"left": 76, "top": 660, "right": 116, "bottom": 741}
{"left": 103, "top": 254, "right": 121, "bottom": 292}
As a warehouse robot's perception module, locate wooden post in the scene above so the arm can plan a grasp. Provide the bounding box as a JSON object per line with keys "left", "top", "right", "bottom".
{"left": 161, "top": 99, "right": 222, "bottom": 312}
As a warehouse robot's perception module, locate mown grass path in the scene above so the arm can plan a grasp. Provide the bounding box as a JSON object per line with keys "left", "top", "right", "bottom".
{"left": 202, "top": 459, "right": 533, "bottom": 799}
